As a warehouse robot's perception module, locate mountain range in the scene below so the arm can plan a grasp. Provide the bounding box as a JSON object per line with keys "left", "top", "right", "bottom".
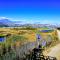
{"left": 0, "top": 18, "right": 15, "bottom": 27}
{"left": 0, "top": 18, "right": 59, "bottom": 28}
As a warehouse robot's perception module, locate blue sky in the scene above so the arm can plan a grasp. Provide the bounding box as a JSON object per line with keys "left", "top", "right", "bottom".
{"left": 0, "top": 0, "right": 60, "bottom": 24}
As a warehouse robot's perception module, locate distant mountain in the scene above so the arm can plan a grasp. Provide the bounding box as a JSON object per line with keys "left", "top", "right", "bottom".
{"left": 0, "top": 22, "right": 8, "bottom": 27}
{"left": 0, "top": 18, "right": 59, "bottom": 28}
{"left": 18, "top": 24, "right": 57, "bottom": 29}
{"left": 0, "top": 18, "right": 15, "bottom": 27}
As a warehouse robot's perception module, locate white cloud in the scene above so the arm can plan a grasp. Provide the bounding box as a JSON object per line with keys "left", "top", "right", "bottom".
{"left": 0, "top": 17, "right": 13, "bottom": 21}
{"left": 39, "top": 19, "right": 58, "bottom": 24}
{"left": 0, "top": 17, "right": 7, "bottom": 19}
{"left": 41, "top": 20, "right": 53, "bottom": 24}
{"left": 0, "top": 16, "right": 59, "bottom": 24}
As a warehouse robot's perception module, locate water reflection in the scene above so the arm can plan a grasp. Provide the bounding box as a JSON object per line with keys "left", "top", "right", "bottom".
{"left": 0, "top": 37, "right": 5, "bottom": 42}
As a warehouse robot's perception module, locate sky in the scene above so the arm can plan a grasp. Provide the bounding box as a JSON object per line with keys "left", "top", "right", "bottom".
{"left": 0, "top": 0, "right": 60, "bottom": 24}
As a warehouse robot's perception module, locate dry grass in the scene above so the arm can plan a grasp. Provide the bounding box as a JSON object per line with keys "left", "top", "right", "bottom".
{"left": 0, "top": 28, "right": 58, "bottom": 47}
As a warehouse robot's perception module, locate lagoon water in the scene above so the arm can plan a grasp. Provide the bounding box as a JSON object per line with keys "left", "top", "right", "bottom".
{"left": 0, "top": 37, "right": 5, "bottom": 42}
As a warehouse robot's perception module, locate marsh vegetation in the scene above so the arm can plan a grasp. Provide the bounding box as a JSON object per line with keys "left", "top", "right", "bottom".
{"left": 0, "top": 27, "right": 59, "bottom": 60}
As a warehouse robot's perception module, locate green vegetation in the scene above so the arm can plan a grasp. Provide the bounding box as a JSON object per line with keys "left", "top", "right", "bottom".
{"left": 0, "top": 34, "right": 6, "bottom": 37}
{"left": 6, "top": 35, "right": 27, "bottom": 43}
{"left": 13, "top": 27, "right": 37, "bottom": 30}
{"left": 0, "top": 27, "right": 59, "bottom": 60}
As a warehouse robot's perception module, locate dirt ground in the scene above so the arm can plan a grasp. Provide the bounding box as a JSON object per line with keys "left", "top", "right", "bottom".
{"left": 43, "top": 30, "right": 60, "bottom": 60}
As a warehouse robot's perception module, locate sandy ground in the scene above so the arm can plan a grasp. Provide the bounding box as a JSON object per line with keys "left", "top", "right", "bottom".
{"left": 57, "top": 30, "right": 60, "bottom": 40}
{"left": 43, "top": 29, "right": 60, "bottom": 60}
{"left": 48, "top": 44, "right": 60, "bottom": 60}
{"left": 44, "top": 44, "right": 60, "bottom": 60}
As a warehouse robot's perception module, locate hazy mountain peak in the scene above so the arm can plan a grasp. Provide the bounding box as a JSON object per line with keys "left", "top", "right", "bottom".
{"left": 0, "top": 17, "right": 15, "bottom": 27}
